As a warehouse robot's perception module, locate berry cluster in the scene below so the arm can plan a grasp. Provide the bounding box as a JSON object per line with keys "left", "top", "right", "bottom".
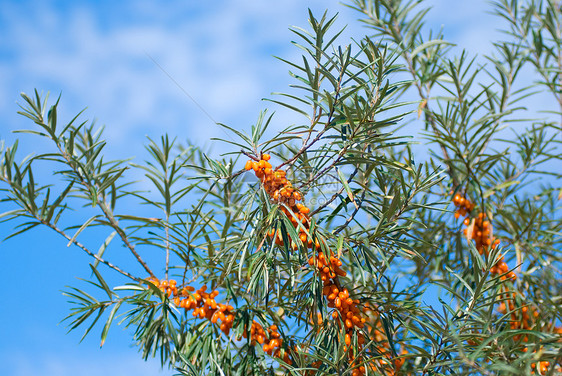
{"left": 245, "top": 154, "right": 312, "bottom": 250}
{"left": 147, "top": 279, "right": 235, "bottom": 335}
{"left": 309, "top": 308, "right": 404, "bottom": 376}
{"left": 311, "top": 252, "right": 347, "bottom": 280}
{"left": 322, "top": 283, "right": 365, "bottom": 345}
{"left": 146, "top": 277, "right": 292, "bottom": 362}
{"left": 148, "top": 277, "right": 178, "bottom": 297}
{"left": 249, "top": 158, "right": 369, "bottom": 373}
{"left": 498, "top": 290, "right": 537, "bottom": 332}
{"left": 452, "top": 194, "right": 509, "bottom": 280}
{"left": 245, "top": 154, "right": 407, "bottom": 375}
{"left": 532, "top": 361, "right": 554, "bottom": 375}
{"left": 452, "top": 193, "right": 474, "bottom": 219}
{"left": 453, "top": 193, "right": 561, "bottom": 373}
{"left": 489, "top": 255, "right": 514, "bottom": 280}
{"left": 242, "top": 321, "right": 291, "bottom": 363}
{"left": 364, "top": 306, "right": 407, "bottom": 374}
{"left": 186, "top": 286, "right": 235, "bottom": 335}
{"left": 464, "top": 213, "right": 501, "bottom": 256}
{"left": 465, "top": 213, "right": 512, "bottom": 280}
{"left": 498, "top": 293, "right": 562, "bottom": 374}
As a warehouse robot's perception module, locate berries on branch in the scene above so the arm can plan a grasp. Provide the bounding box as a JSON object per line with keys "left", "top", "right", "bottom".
{"left": 452, "top": 192, "right": 561, "bottom": 373}
{"left": 146, "top": 278, "right": 235, "bottom": 335}
{"left": 245, "top": 153, "right": 404, "bottom": 375}
{"left": 452, "top": 194, "right": 510, "bottom": 280}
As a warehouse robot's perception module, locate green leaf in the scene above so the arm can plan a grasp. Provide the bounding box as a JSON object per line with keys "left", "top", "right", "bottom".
{"left": 483, "top": 180, "right": 521, "bottom": 198}
{"left": 89, "top": 264, "right": 114, "bottom": 300}
{"left": 100, "top": 300, "right": 122, "bottom": 347}
{"left": 336, "top": 167, "right": 356, "bottom": 208}
{"left": 411, "top": 40, "right": 454, "bottom": 60}
{"left": 93, "top": 231, "right": 117, "bottom": 269}
{"left": 67, "top": 215, "right": 99, "bottom": 247}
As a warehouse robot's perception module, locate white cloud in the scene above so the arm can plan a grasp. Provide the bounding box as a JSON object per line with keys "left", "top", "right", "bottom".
{"left": 0, "top": 0, "right": 389, "bottom": 161}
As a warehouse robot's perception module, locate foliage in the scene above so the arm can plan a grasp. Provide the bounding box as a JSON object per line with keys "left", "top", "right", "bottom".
{"left": 1, "top": 1, "right": 561, "bottom": 375}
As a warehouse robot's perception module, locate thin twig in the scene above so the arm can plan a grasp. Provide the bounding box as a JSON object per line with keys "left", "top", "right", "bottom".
{"left": 0, "top": 175, "right": 139, "bottom": 281}
{"left": 333, "top": 188, "right": 367, "bottom": 235}
{"left": 296, "top": 147, "right": 348, "bottom": 191}
{"left": 40, "top": 218, "right": 139, "bottom": 281}
{"left": 98, "top": 201, "right": 155, "bottom": 277}
{"left": 309, "top": 168, "right": 359, "bottom": 217}
{"left": 53, "top": 136, "right": 155, "bottom": 277}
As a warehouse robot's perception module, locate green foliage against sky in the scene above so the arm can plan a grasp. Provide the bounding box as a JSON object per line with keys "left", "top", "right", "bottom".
{"left": 1, "top": 0, "right": 561, "bottom": 375}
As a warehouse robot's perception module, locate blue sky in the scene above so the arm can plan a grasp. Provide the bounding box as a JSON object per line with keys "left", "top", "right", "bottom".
{"left": 0, "top": 1, "right": 514, "bottom": 375}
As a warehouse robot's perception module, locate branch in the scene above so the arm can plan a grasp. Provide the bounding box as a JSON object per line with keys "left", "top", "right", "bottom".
{"left": 97, "top": 200, "right": 154, "bottom": 277}
{"left": 52, "top": 137, "right": 155, "bottom": 278}
{"left": 41, "top": 218, "right": 138, "bottom": 281}
{"left": 333, "top": 188, "right": 366, "bottom": 235}
{"left": 309, "top": 167, "right": 359, "bottom": 217}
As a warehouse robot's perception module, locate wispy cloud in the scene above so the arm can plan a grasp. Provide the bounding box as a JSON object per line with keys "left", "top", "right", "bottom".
{"left": 0, "top": 0, "right": 359, "bottom": 159}
{"left": 424, "top": 0, "right": 501, "bottom": 56}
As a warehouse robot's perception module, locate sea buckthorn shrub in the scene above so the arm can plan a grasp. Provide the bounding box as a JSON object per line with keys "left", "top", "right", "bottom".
{"left": 1, "top": 0, "right": 561, "bottom": 375}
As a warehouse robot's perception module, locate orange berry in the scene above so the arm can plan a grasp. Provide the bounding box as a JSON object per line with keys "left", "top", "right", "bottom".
{"left": 262, "top": 153, "right": 271, "bottom": 161}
